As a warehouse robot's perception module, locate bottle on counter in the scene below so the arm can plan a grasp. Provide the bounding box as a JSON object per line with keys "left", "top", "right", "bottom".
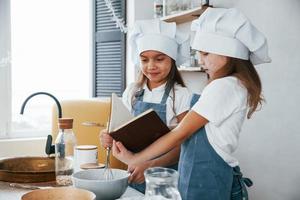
{"left": 144, "top": 167, "right": 182, "bottom": 200}
{"left": 55, "top": 118, "right": 77, "bottom": 186}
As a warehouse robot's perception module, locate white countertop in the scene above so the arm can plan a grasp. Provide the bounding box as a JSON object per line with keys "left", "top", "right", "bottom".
{"left": 0, "top": 181, "right": 144, "bottom": 200}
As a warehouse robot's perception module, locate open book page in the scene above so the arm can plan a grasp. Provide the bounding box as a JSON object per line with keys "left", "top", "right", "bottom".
{"left": 108, "top": 93, "right": 134, "bottom": 132}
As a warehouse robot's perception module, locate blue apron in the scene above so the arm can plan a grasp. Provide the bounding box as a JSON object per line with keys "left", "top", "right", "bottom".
{"left": 178, "top": 94, "right": 252, "bottom": 200}
{"left": 130, "top": 86, "right": 178, "bottom": 193}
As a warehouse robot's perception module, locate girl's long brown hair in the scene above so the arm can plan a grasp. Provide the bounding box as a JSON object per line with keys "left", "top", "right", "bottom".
{"left": 131, "top": 59, "right": 186, "bottom": 114}
{"left": 226, "top": 58, "right": 264, "bottom": 119}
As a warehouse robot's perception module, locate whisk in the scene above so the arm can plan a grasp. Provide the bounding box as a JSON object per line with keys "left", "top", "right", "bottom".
{"left": 104, "top": 147, "right": 114, "bottom": 180}
{"left": 82, "top": 121, "right": 114, "bottom": 180}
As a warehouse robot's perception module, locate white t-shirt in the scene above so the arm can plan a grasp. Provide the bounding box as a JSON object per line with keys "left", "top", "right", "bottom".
{"left": 122, "top": 82, "right": 191, "bottom": 128}
{"left": 192, "top": 76, "right": 248, "bottom": 167}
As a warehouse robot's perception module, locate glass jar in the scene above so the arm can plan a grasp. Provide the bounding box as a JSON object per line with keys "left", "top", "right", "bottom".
{"left": 144, "top": 167, "right": 182, "bottom": 200}
{"left": 165, "top": 0, "right": 192, "bottom": 15}
{"left": 154, "top": 0, "right": 164, "bottom": 18}
{"left": 55, "top": 118, "right": 77, "bottom": 186}
{"left": 165, "top": 0, "right": 180, "bottom": 15}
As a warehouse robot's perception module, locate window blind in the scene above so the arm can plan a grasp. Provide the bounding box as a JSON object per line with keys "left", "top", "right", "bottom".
{"left": 92, "top": 0, "right": 126, "bottom": 97}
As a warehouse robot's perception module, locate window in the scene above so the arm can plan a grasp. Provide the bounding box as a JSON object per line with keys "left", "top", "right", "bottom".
{"left": 0, "top": 0, "right": 91, "bottom": 138}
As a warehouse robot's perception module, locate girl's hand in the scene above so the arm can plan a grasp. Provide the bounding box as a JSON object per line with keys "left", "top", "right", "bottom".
{"left": 127, "top": 161, "right": 152, "bottom": 184}
{"left": 99, "top": 129, "right": 113, "bottom": 148}
{"left": 112, "top": 140, "right": 135, "bottom": 164}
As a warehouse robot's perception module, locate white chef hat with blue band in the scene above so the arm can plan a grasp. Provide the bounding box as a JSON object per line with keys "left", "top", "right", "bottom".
{"left": 191, "top": 7, "right": 271, "bottom": 65}
{"left": 129, "top": 19, "right": 190, "bottom": 66}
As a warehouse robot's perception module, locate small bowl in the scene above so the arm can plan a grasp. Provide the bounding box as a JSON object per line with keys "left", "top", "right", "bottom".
{"left": 73, "top": 168, "right": 130, "bottom": 200}
{"left": 21, "top": 187, "right": 96, "bottom": 200}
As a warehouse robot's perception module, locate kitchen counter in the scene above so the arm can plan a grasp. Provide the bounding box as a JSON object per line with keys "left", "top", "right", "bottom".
{"left": 0, "top": 181, "right": 144, "bottom": 200}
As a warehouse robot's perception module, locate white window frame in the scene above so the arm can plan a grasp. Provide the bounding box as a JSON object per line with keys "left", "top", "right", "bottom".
{"left": 0, "top": 0, "right": 12, "bottom": 138}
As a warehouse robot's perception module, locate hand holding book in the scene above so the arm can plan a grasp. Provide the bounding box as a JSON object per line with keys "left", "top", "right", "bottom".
{"left": 112, "top": 140, "right": 135, "bottom": 165}
{"left": 108, "top": 93, "right": 170, "bottom": 153}
{"left": 100, "top": 129, "right": 113, "bottom": 148}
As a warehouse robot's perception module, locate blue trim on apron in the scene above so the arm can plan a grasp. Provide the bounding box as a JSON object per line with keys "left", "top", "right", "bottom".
{"left": 130, "top": 86, "right": 178, "bottom": 194}
{"left": 178, "top": 94, "right": 252, "bottom": 200}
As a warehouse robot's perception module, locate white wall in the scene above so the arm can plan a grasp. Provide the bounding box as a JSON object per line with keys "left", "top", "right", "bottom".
{"left": 128, "top": 0, "right": 300, "bottom": 199}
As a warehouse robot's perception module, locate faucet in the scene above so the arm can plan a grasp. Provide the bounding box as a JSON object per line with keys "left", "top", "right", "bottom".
{"left": 20, "top": 92, "right": 62, "bottom": 156}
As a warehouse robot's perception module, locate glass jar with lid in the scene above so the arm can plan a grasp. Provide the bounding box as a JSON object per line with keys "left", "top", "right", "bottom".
{"left": 144, "top": 167, "right": 182, "bottom": 200}
{"left": 55, "top": 118, "right": 77, "bottom": 186}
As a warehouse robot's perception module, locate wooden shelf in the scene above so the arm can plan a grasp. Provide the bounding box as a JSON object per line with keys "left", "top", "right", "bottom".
{"left": 161, "top": 6, "right": 209, "bottom": 24}
{"left": 178, "top": 66, "right": 205, "bottom": 72}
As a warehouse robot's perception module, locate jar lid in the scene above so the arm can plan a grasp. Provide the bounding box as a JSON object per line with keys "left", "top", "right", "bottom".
{"left": 75, "top": 145, "right": 97, "bottom": 150}
{"left": 80, "top": 163, "right": 105, "bottom": 170}
{"left": 58, "top": 118, "right": 73, "bottom": 129}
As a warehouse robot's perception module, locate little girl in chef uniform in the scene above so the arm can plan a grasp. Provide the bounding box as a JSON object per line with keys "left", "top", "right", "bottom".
{"left": 112, "top": 8, "right": 271, "bottom": 200}
{"left": 100, "top": 19, "right": 191, "bottom": 193}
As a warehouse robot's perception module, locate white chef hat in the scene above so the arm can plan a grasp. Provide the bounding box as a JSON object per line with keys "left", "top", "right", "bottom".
{"left": 129, "top": 19, "right": 190, "bottom": 66}
{"left": 191, "top": 7, "right": 271, "bottom": 65}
